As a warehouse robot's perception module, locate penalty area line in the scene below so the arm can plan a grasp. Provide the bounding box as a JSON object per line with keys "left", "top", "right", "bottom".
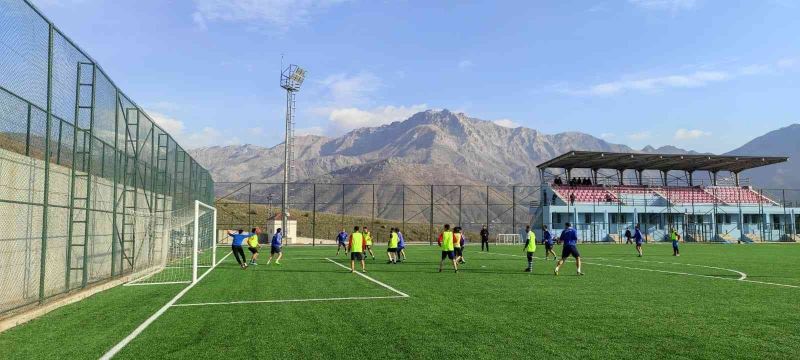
{"left": 480, "top": 251, "right": 799, "bottom": 289}
{"left": 172, "top": 295, "right": 406, "bottom": 307}
{"left": 325, "top": 258, "right": 410, "bottom": 298}
{"left": 99, "top": 251, "right": 233, "bottom": 360}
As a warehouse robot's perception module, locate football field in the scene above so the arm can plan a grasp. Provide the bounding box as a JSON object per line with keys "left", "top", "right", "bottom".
{"left": 1, "top": 243, "right": 799, "bottom": 359}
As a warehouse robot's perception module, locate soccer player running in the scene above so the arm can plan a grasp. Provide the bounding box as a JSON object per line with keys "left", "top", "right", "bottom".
{"left": 543, "top": 225, "right": 557, "bottom": 260}
{"left": 363, "top": 226, "right": 376, "bottom": 260}
{"left": 634, "top": 224, "right": 644, "bottom": 257}
{"left": 458, "top": 231, "right": 467, "bottom": 264}
{"left": 554, "top": 222, "right": 584, "bottom": 276}
{"left": 523, "top": 225, "right": 537, "bottom": 272}
{"left": 397, "top": 228, "right": 407, "bottom": 262}
{"left": 453, "top": 227, "right": 465, "bottom": 265}
{"left": 336, "top": 228, "right": 348, "bottom": 256}
{"left": 246, "top": 227, "right": 261, "bottom": 265}
{"left": 226, "top": 229, "right": 251, "bottom": 269}
{"left": 480, "top": 225, "right": 489, "bottom": 252}
{"left": 670, "top": 228, "right": 681, "bottom": 256}
{"left": 387, "top": 228, "right": 399, "bottom": 264}
{"left": 348, "top": 226, "right": 367, "bottom": 273}
{"left": 267, "top": 228, "right": 283, "bottom": 265}
{"left": 438, "top": 224, "right": 458, "bottom": 273}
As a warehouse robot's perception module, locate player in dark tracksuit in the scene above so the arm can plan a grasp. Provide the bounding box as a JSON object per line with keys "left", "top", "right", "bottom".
{"left": 554, "top": 222, "right": 583, "bottom": 276}
{"left": 480, "top": 225, "right": 489, "bottom": 252}
{"left": 543, "top": 225, "right": 557, "bottom": 260}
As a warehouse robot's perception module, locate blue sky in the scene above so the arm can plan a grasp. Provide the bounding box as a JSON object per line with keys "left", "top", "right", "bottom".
{"left": 33, "top": 0, "right": 800, "bottom": 153}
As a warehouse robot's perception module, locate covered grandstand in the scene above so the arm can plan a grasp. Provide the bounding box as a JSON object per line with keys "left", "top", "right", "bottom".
{"left": 535, "top": 151, "right": 799, "bottom": 243}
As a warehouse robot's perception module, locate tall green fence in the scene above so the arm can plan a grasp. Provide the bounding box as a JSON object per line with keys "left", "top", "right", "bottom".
{"left": 0, "top": 0, "right": 214, "bottom": 317}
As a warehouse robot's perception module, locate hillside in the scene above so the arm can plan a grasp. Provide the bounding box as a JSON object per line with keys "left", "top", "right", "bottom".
{"left": 727, "top": 123, "right": 800, "bottom": 190}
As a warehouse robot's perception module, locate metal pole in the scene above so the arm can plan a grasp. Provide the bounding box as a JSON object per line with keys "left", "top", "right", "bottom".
{"left": 39, "top": 23, "right": 54, "bottom": 303}
{"left": 111, "top": 89, "right": 119, "bottom": 277}
{"left": 512, "top": 186, "right": 516, "bottom": 236}
{"left": 281, "top": 90, "right": 290, "bottom": 244}
{"left": 248, "top": 183, "right": 252, "bottom": 228}
{"left": 371, "top": 184, "right": 376, "bottom": 235}
{"left": 402, "top": 186, "right": 405, "bottom": 234}
{"left": 486, "top": 186, "right": 490, "bottom": 239}
{"left": 312, "top": 184, "right": 316, "bottom": 246}
{"left": 429, "top": 185, "right": 434, "bottom": 245}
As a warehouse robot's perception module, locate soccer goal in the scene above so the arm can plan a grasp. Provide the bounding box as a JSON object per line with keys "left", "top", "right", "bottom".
{"left": 126, "top": 200, "right": 217, "bottom": 286}
{"left": 496, "top": 234, "right": 521, "bottom": 245}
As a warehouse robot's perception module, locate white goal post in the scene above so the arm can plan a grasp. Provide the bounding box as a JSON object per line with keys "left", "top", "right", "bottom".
{"left": 127, "top": 200, "right": 217, "bottom": 286}
{"left": 194, "top": 200, "right": 218, "bottom": 283}
{"left": 496, "top": 234, "right": 521, "bottom": 245}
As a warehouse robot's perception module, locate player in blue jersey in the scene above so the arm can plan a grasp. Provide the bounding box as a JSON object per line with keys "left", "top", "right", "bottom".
{"left": 634, "top": 224, "right": 644, "bottom": 257}
{"left": 267, "top": 228, "right": 283, "bottom": 265}
{"left": 397, "top": 228, "right": 407, "bottom": 262}
{"left": 554, "top": 222, "right": 583, "bottom": 276}
{"left": 543, "top": 225, "right": 557, "bottom": 260}
{"left": 336, "top": 228, "right": 348, "bottom": 256}
{"left": 226, "top": 229, "right": 251, "bottom": 269}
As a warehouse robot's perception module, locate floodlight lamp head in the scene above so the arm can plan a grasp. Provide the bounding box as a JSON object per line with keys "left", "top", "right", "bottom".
{"left": 281, "top": 64, "right": 306, "bottom": 91}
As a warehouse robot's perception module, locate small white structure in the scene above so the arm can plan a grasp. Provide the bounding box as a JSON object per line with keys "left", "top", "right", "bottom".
{"left": 265, "top": 212, "right": 297, "bottom": 244}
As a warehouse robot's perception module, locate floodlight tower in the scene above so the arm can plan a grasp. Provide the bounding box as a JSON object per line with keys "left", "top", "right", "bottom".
{"left": 280, "top": 64, "right": 306, "bottom": 242}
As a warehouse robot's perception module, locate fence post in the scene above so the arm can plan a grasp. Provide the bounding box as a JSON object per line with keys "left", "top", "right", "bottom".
{"left": 39, "top": 23, "right": 55, "bottom": 303}
{"left": 312, "top": 183, "right": 316, "bottom": 246}
{"left": 401, "top": 186, "right": 405, "bottom": 234}
{"left": 485, "top": 186, "right": 490, "bottom": 239}
{"left": 512, "top": 186, "right": 516, "bottom": 236}
{"left": 371, "top": 184, "right": 375, "bottom": 236}
{"left": 248, "top": 183, "right": 252, "bottom": 228}
{"left": 429, "top": 185, "right": 434, "bottom": 245}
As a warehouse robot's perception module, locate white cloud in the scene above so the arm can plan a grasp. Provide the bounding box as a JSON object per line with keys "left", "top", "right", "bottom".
{"left": 561, "top": 71, "right": 730, "bottom": 96}
{"left": 600, "top": 132, "right": 616, "bottom": 139}
{"left": 628, "top": 131, "right": 652, "bottom": 141}
{"left": 318, "top": 72, "right": 382, "bottom": 105}
{"left": 326, "top": 104, "right": 428, "bottom": 132}
{"left": 457, "top": 60, "right": 474, "bottom": 70}
{"left": 493, "top": 119, "right": 519, "bottom": 128}
{"left": 674, "top": 128, "right": 711, "bottom": 140}
{"left": 295, "top": 126, "right": 325, "bottom": 136}
{"left": 777, "top": 57, "right": 798, "bottom": 69}
{"left": 148, "top": 110, "right": 239, "bottom": 148}
{"left": 192, "top": 0, "right": 348, "bottom": 31}
{"left": 628, "top": 0, "right": 696, "bottom": 11}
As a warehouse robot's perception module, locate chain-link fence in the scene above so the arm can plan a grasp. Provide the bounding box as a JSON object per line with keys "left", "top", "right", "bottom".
{"left": 0, "top": 0, "right": 214, "bottom": 317}
{"left": 216, "top": 182, "right": 800, "bottom": 246}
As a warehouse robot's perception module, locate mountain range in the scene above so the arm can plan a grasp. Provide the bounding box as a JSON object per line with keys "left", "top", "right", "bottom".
{"left": 191, "top": 109, "right": 799, "bottom": 191}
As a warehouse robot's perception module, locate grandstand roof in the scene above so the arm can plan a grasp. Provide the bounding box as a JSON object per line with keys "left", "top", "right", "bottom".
{"left": 537, "top": 151, "right": 788, "bottom": 173}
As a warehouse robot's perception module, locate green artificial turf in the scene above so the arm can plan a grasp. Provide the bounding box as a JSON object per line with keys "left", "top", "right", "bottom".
{"left": 2, "top": 243, "right": 799, "bottom": 359}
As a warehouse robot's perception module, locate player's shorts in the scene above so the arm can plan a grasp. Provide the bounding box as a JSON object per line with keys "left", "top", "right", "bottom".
{"left": 441, "top": 251, "right": 455, "bottom": 260}
{"left": 561, "top": 244, "right": 580, "bottom": 258}
{"left": 271, "top": 246, "right": 282, "bottom": 254}
{"left": 635, "top": 241, "right": 643, "bottom": 246}
{"left": 672, "top": 241, "right": 679, "bottom": 249}
{"left": 365, "top": 242, "right": 373, "bottom": 247}
{"left": 338, "top": 241, "right": 346, "bottom": 246}
{"left": 545, "top": 243, "right": 553, "bottom": 251}
{"left": 351, "top": 252, "right": 364, "bottom": 260}
{"left": 248, "top": 247, "right": 259, "bottom": 254}
{"left": 454, "top": 248, "right": 463, "bottom": 256}
{"left": 388, "top": 247, "right": 398, "bottom": 253}
{"left": 526, "top": 251, "right": 534, "bottom": 261}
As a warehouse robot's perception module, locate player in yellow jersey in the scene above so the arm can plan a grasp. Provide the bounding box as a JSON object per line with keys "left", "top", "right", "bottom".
{"left": 438, "top": 224, "right": 458, "bottom": 273}
{"left": 362, "top": 226, "right": 376, "bottom": 260}
{"left": 523, "top": 225, "right": 536, "bottom": 272}
{"left": 348, "top": 226, "right": 367, "bottom": 273}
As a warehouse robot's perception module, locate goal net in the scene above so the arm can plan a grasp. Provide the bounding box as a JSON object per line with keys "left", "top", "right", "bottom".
{"left": 127, "top": 201, "right": 217, "bottom": 286}
{"left": 496, "top": 234, "right": 521, "bottom": 245}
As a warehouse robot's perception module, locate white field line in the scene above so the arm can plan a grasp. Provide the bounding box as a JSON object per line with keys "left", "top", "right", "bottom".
{"left": 325, "top": 258, "right": 410, "bottom": 298}
{"left": 99, "top": 251, "right": 233, "bottom": 360}
{"left": 172, "top": 295, "right": 406, "bottom": 307}
{"left": 124, "top": 281, "right": 191, "bottom": 287}
{"left": 478, "top": 251, "right": 800, "bottom": 289}
{"left": 588, "top": 257, "right": 747, "bottom": 280}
